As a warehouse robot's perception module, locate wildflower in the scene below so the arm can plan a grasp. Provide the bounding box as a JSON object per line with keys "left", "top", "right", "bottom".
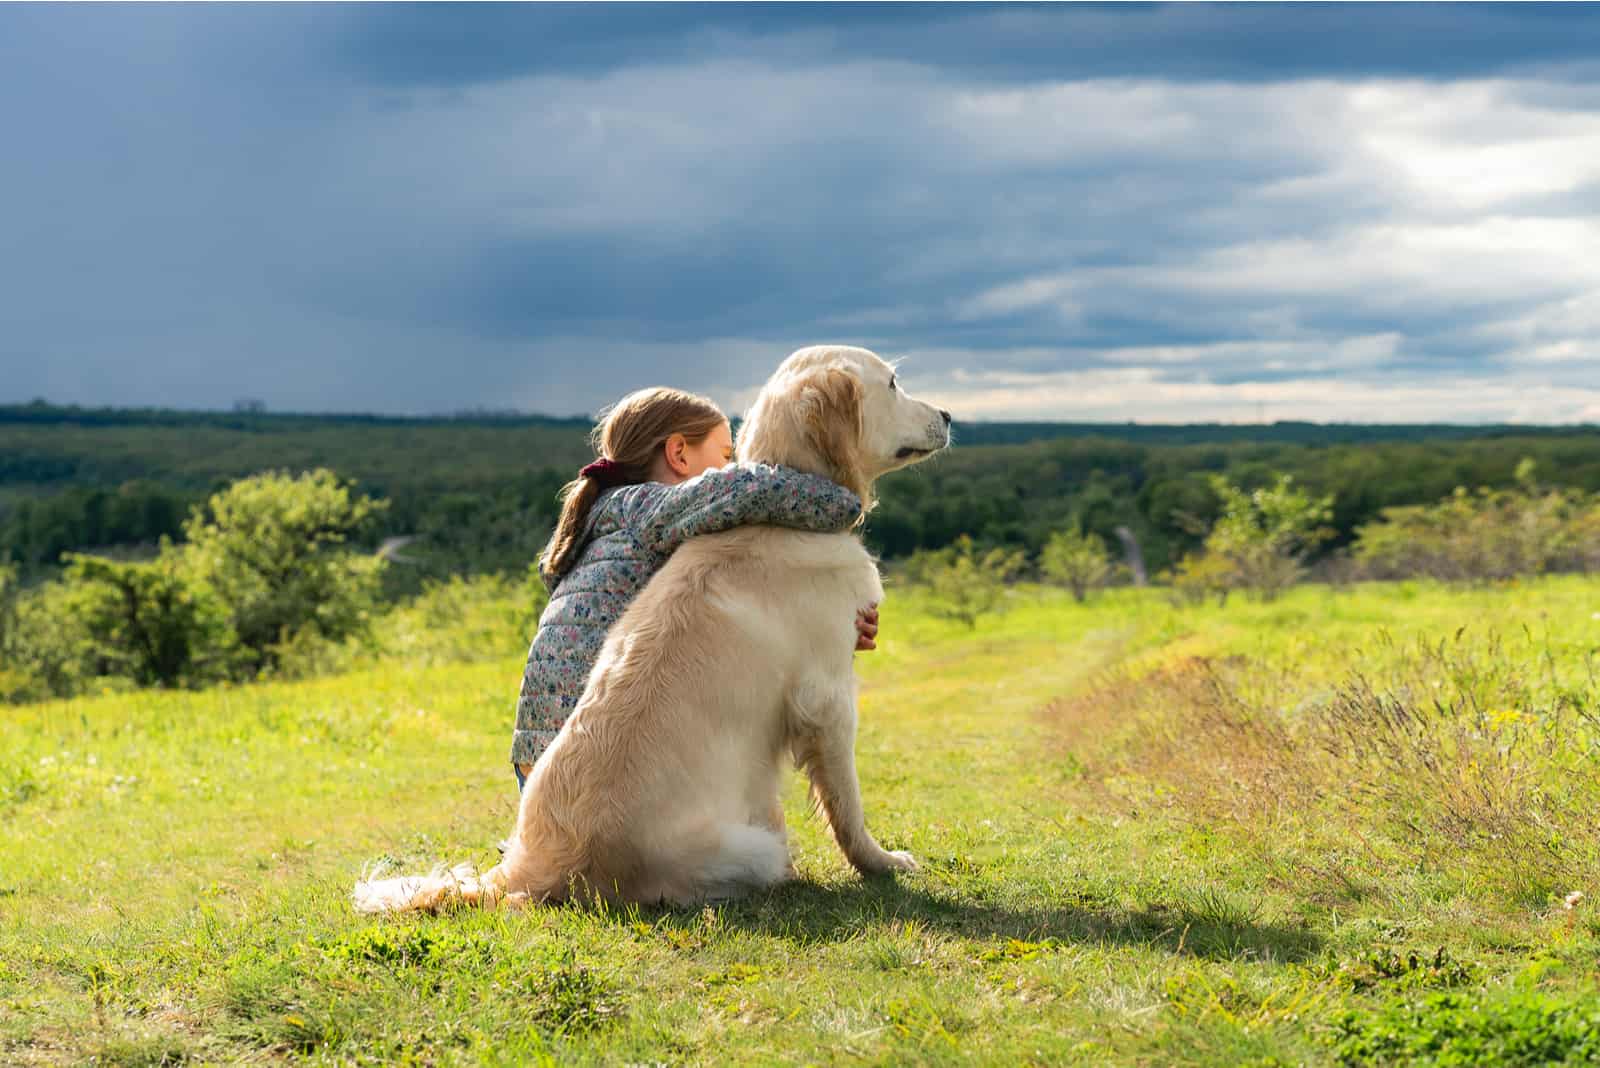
{"left": 1488, "top": 708, "right": 1525, "bottom": 729}
{"left": 1564, "top": 891, "right": 1584, "bottom": 910}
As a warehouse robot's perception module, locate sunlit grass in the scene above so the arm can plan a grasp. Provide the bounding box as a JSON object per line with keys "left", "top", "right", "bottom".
{"left": 3, "top": 576, "right": 1599, "bottom": 1063}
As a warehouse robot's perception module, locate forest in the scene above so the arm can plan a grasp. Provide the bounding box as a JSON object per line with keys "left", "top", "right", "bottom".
{"left": 4, "top": 401, "right": 1599, "bottom": 586}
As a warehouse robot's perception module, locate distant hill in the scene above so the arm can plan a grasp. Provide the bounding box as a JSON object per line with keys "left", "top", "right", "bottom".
{"left": 4, "top": 401, "right": 1592, "bottom": 492}
{"left": 0, "top": 404, "right": 598, "bottom": 493}
{"left": 0, "top": 400, "right": 595, "bottom": 432}
{"left": 4, "top": 401, "right": 1597, "bottom": 583}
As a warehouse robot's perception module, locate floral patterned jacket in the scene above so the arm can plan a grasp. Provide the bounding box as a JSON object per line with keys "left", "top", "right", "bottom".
{"left": 510, "top": 464, "right": 861, "bottom": 768}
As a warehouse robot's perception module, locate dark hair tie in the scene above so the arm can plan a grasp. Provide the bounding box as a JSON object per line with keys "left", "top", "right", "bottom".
{"left": 579, "top": 458, "right": 625, "bottom": 487}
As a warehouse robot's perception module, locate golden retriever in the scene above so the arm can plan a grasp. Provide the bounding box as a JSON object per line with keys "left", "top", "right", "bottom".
{"left": 354, "top": 345, "right": 950, "bottom": 911}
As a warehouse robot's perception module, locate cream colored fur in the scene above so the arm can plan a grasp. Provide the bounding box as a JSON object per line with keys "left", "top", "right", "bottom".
{"left": 354, "top": 346, "right": 949, "bottom": 912}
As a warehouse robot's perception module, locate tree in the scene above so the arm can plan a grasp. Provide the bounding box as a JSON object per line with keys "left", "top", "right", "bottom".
{"left": 62, "top": 551, "right": 236, "bottom": 688}
{"left": 903, "top": 534, "right": 1026, "bottom": 629}
{"left": 181, "top": 469, "right": 388, "bottom": 672}
{"left": 1202, "top": 475, "right": 1334, "bottom": 601}
{"left": 1040, "top": 524, "right": 1113, "bottom": 602}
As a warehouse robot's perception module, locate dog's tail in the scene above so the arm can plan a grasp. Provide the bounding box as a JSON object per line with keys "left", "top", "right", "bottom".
{"left": 645, "top": 823, "right": 790, "bottom": 903}
{"left": 353, "top": 861, "right": 514, "bottom": 915}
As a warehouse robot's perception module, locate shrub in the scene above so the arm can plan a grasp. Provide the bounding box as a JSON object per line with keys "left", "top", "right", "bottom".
{"left": 902, "top": 534, "right": 1025, "bottom": 629}
{"left": 1201, "top": 475, "right": 1334, "bottom": 601}
{"left": 1354, "top": 462, "right": 1597, "bottom": 583}
{"left": 373, "top": 566, "right": 549, "bottom": 668}
{"left": 1168, "top": 551, "right": 1238, "bottom": 607}
{"left": 181, "top": 470, "right": 388, "bottom": 673}
{"left": 1040, "top": 524, "right": 1113, "bottom": 602}
{"left": 272, "top": 566, "right": 550, "bottom": 679}
{"left": 62, "top": 550, "right": 238, "bottom": 688}
{"left": 0, "top": 577, "right": 97, "bottom": 700}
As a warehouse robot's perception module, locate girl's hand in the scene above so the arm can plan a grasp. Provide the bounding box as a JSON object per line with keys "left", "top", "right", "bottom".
{"left": 854, "top": 605, "right": 880, "bottom": 652}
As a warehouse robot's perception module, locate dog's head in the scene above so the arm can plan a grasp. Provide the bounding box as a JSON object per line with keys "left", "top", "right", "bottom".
{"left": 737, "top": 345, "right": 951, "bottom": 516}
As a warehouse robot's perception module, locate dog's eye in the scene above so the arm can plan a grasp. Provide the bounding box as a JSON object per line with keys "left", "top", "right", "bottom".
{"left": 889, "top": 374, "right": 898, "bottom": 392}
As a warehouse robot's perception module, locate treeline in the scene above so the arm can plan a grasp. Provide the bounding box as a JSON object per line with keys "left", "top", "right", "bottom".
{"left": 6, "top": 462, "right": 1598, "bottom": 703}
{"left": 1, "top": 482, "right": 198, "bottom": 569}
{"left": 3, "top": 403, "right": 1599, "bottom": 581}
{"left": 902, "top": 466, "right": 1600, "bottom": 630}
{"left": 865, "top": 432, "right": 1600, "bottom": 573}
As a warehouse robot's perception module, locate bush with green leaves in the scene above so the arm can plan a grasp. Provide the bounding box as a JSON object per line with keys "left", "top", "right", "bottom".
{"left": 369, "top": 565, "right": 550, "bottom": 670}
{"left": 61, "top": 551, "right": 239, "bottom": 689}
{"left": 1166, "top": 550, "right": 1238, "bottom": 607}
{"left": 1198, "top": 475, "right": 1334, "bottom": 602}
{"left": 181, "top": 469, "right": 388, "bottom": 673}
{"left": 265, "top": 564, "right": 551, "bottom": 681}
{"left": 0, "top": 470, "right": 394, "bottom": 699}
{"left": 1354, "top": 460, "right": 1597, "bottom": 583}
{"left": 901, "top": 534, "right": 1025, "bottom": 629}
{"left": 1039, "top": 523, "right": 1113, "bottom": 602}
{"left": 0, "top": 575, "right": 97, "bottom": 701}
{"left": 0, "top": 561, "right": 35, "bottom": 699}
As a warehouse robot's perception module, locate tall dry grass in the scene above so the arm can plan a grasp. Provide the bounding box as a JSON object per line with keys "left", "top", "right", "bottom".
{"left": 1048, "top": 631, "right": 1600, "bottom": 899}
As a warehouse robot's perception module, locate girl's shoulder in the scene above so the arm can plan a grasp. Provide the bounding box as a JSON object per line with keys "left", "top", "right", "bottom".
{"left": 588, "top": 482, "right": 669, "bottom": 531}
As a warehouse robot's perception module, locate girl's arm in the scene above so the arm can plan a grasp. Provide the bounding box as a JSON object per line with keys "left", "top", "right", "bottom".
{"left": 622, "top": 463, "right": 862, "bottom": 555}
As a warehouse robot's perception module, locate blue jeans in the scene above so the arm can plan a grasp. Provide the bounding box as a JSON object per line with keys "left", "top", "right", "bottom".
{"left": 514, "top": 763, "right": 528, "bottom": 793}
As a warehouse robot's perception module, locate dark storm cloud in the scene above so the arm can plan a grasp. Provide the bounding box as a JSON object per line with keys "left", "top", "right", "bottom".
{"left": 329, "top": 3, "right": 1600, "bottom": 87}
{"left": 2, "top": 4, "right": 1599, "bottom": 422}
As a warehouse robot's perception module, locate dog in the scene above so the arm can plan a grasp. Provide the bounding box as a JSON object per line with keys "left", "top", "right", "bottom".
{"left": 354, "top": 345, "right": 950, "bottom": 911}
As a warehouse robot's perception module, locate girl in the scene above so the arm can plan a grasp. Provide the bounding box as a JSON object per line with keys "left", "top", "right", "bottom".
{"left": 512, "top": 386, "right": 878, "bottom": 788}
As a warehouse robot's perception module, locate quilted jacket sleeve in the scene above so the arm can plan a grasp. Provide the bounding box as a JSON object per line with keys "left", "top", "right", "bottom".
{"left": 620, "top": 463, "right": 862, "bottom": 556}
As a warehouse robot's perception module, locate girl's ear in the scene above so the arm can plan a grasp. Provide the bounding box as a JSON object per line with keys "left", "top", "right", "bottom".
{"left": 663, "top": 432, "right": 691, "bottom": 477}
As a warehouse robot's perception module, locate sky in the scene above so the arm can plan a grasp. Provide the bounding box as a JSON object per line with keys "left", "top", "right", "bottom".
{"left": 4, "top": 2, "right": 1600, "bottom": 424}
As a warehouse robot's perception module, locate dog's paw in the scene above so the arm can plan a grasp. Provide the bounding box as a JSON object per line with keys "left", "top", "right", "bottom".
{"left": 884, "top": 850, "right": 919, "bottom": 872}
{"left": 859, "top": 848, "right": 919, "bottom": 875}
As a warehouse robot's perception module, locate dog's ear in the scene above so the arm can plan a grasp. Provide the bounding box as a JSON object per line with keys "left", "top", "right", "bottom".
{"left": 798, "top": 366, "right": 869, "bottom": 515}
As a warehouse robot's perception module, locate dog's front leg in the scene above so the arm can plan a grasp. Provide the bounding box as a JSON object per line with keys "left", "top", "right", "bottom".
{"left": 792, "top": 701, "right": 916, "bottom": 876}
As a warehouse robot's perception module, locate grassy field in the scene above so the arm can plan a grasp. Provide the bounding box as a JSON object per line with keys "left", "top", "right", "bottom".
{"left": 3, "top": 577, "right": 1600, "bottom": 1065}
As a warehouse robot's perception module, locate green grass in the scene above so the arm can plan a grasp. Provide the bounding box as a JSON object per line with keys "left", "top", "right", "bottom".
{"left": 4, "top": 577, "right": 1600, "bottom": 1064}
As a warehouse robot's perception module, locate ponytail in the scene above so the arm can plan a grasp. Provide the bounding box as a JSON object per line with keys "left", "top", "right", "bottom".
{"left": 540, "top": 477, "right": 605, "bottom": 578}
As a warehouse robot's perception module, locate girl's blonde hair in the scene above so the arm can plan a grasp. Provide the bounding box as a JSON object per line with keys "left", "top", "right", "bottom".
{"left": 540, "top": 387, "right": 727, "bottom": 578}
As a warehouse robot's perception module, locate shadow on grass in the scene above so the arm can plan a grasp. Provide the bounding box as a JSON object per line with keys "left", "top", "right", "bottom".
{"left": 627, "top": 874, "right": 1322, "bottom": 964}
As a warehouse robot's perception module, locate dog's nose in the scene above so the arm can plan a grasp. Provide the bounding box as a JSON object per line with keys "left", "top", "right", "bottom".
{"left": 939, "top": 409, "right": 952, "bottom": 427}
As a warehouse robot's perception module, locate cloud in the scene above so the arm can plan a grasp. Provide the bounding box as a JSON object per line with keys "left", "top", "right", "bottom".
{"left": 913, "top": 362, "right": 1600, "bottom": 425}
{"left": 328, "top": 4, "right": 1600, "bottom": 87}
{"left": 1, "top": 5, "right": 1598, "bottom": 420}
